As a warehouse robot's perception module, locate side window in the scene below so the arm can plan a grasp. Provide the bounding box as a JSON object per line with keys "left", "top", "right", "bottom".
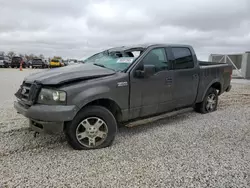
{"left": 142, "top": 48, "right": 169, "bottom": 72}
{"left": 172, "top": 47, "right": 194, "bottom": 69}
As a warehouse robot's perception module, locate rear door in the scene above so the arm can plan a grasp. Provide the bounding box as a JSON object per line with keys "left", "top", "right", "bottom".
{"left": 171, "top": 47, "right": 199, "bottom": 108}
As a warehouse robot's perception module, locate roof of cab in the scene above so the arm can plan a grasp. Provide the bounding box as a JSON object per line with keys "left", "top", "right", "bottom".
{"left": 107, "top": 43, "right": 193, "bottom": 52}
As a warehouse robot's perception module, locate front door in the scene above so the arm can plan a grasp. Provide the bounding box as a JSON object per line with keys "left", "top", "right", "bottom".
{"left": 129, "top": 47, "right": 174, "bottom": 119}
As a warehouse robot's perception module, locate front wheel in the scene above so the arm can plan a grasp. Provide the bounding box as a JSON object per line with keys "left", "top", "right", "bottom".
{"left": 64, "top": 106, "right": 117, "bottom": 150}
{"left": 194, "top": 87, "right": 218, "bottom": 114}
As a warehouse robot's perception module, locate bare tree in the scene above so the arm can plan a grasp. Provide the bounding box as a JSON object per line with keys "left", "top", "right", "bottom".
{"left": 39, "top": 54, "right": 44, "bottom": 59}
{"left": 29, "top": 54, "right": 35, "bottom": 60}
{"left": 24, "top": 54, "right": 30, "bottom": 61}
{"left": 54, "top": 56, "right": 62, "bottom": 59}
{"left": 19, "top": 53, "right": 24, "bottom": 58}
{"left": 7, "top": 51, "right": 15, "bottom": 59}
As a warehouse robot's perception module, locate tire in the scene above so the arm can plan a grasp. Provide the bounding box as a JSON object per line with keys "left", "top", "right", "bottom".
{"left": 64, "top": 105, "right": 117, "bottom": 150}
{"left": 194, "top": 87, "right": 218, "bottom": 114}
{"left": 11, "top": 66, "right": 14, "bottom": 68}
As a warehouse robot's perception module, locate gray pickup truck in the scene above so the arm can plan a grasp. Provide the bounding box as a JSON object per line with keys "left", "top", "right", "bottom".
{"left": 14, "top": 44, "right": 232, "bottom": 150}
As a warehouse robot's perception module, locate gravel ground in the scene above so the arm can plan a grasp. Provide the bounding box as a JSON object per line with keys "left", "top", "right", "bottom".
{"left": 0, "top": 68, "right": 250, "bottom": 188}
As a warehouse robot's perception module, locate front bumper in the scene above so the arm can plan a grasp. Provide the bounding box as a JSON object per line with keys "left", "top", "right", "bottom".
{"left": 50, "top": 63, "right": 61, "bottom": 67}
{"left": 29, "top": 119, "right": 64, "bottom": 134}
{"left": 14, "top": 101, "right": 79, "bottom": 134}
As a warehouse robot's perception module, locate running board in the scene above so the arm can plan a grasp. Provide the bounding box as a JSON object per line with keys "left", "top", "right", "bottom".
{"left": 125, "top": 108, "right": 193, "bottom": 128}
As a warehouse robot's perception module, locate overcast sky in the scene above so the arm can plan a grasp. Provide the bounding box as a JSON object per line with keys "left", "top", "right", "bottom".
{"left": 0, "top": 0, "right": 249, "bottom": 60}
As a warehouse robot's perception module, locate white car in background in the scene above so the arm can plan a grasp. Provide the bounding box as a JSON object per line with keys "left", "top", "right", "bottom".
{"left": 0, "top": 56, "right": 10, "bottom": 68}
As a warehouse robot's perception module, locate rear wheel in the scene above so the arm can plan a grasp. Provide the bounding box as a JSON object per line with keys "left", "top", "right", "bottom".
{"left": 194, "top": 87, "right": 218, "bottom": 114}
{"left": 64, "top": 106, "right": 117, "bottom": 150}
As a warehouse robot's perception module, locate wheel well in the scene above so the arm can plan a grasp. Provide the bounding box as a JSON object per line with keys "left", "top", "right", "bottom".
{"left": 211, "top": 82, "right": 221, "bottom": 94}
{"left": 85, "top": 99, "right": 122, "bottom": 123}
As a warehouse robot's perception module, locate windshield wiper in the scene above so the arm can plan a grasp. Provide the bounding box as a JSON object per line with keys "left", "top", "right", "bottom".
{"left": 93, "top": 63, "right": 115, "bottom": 71}
{"left": 93, "top": 63, "right": 106, "bottom": 68}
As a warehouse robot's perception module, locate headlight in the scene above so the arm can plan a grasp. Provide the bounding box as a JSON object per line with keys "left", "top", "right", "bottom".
{"left": 37, "top": 88, "right": 66, "bottom": 105}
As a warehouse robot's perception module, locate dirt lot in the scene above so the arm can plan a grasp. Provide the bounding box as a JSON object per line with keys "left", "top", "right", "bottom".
{"left": 0, "top": 68, "right": 250, "bottom": 187}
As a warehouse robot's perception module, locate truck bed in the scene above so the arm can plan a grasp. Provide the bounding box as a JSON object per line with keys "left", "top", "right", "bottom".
{"left": 195, "top": 61, "right": 232, "bottom": 103}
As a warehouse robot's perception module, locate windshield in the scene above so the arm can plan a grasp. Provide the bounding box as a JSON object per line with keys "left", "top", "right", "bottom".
{"left": 51, "top": 59, "right": 59, "bottom": 62}
{"left": 95, "top": 56, "right": 136, "bottom": 71}
{"left": 0, "top": 56, "right": 4, "bottom": 60}
{"left": 83, "top": 50, "right": 141, "bottom": 71}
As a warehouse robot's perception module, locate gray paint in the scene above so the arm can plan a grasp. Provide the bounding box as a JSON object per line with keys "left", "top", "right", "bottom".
{"left": 24, "top": 63, "right": 115, "bottom": 85}
{"left": 14, "top": 44, "right": 232, "bottom": 133}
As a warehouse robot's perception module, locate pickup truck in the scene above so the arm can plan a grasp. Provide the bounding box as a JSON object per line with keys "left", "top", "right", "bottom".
{"left": 11, "top": 56, "right": 27, "bottom": 68}
{"left": 14, "top": 44, "right": 232, "bottom": 150}
{"left": 31, "top": 58, "right": 46, "bottom": 69}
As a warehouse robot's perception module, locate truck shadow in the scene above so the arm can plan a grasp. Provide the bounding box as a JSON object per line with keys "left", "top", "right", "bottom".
{"left": 1, "top": 109, "right": 195, "bottom": 155}
{"left": 118, "top": 108, "right": 195, "bottom": 136}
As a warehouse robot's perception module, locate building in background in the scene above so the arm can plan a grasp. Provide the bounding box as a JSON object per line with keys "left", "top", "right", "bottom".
{"left": 208, "top": 52, "right": 250, "bottom": 79}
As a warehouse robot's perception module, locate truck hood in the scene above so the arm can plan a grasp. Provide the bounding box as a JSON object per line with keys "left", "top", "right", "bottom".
{"left": 24, "top": 63, "right": 115, "bottom": 85}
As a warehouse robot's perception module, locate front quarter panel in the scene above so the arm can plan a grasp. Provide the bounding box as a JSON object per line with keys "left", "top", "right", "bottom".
{"left": 72, "top": 85, "right": 111, "bottom": 108}
{"left": 63, "top": 73, "right": 130, "bottom": 112}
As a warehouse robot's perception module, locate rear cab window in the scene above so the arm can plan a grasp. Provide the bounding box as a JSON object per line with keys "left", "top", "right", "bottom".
{"left": 12, "top": 57, "right": 22, "bottom": 62}
{"left": 171, "top": 47, "right": 194, "bottom": 69}
{"left": 51, "top": 59, "right": 59, "bottom": 62}
{"left": 33, "top": 59, "right": 43, "bottom": 63}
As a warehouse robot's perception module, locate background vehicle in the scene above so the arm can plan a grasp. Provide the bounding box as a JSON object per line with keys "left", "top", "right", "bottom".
{"left": 31, "top": 58, "right": 46, "bottom": 69}
{"left": 10, "top": 56, "right": 27, "bottom": 68}
{"left": 14, "top": 43, "right": 232, "bottom": 150}
{"left": 49, "top": 58, "right": 63, "bottom": 68}
{"left": 0, "top": 56, "right": 10, "bottom": 68}
{"left": 64, "top": 59, "right": 79, "bottom": 66}
{"left": 27, "top": 60, "right": 32, "bottom": 68}
{"left": 44, "top": 60, "right": 49, "bottom": 68}
{"left": 0, "top": 56, "right": 4, "bottom": 68}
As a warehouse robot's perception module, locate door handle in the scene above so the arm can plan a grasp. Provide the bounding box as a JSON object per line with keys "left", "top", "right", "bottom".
{"left": 193, "top": 74, "right": 198, "bottom": 79}
{"left": 165, "top": 77, "right": 173, "bottom": 84}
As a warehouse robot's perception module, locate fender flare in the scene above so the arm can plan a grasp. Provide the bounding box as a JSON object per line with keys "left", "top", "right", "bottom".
{"left": 72, "top": 86, "right": 119, "bottom": 111}
{"left": 201, "top": 79, "right": 222, "bottom": 101}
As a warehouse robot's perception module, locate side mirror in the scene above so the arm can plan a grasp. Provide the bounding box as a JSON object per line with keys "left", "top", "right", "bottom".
{"left": 135, "top": 64, "right": 156, "bottom": 78}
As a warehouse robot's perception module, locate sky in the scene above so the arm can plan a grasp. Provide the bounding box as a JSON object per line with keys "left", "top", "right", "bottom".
{"left": 0, "top": 0, "right": 250, "bottom": 60}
